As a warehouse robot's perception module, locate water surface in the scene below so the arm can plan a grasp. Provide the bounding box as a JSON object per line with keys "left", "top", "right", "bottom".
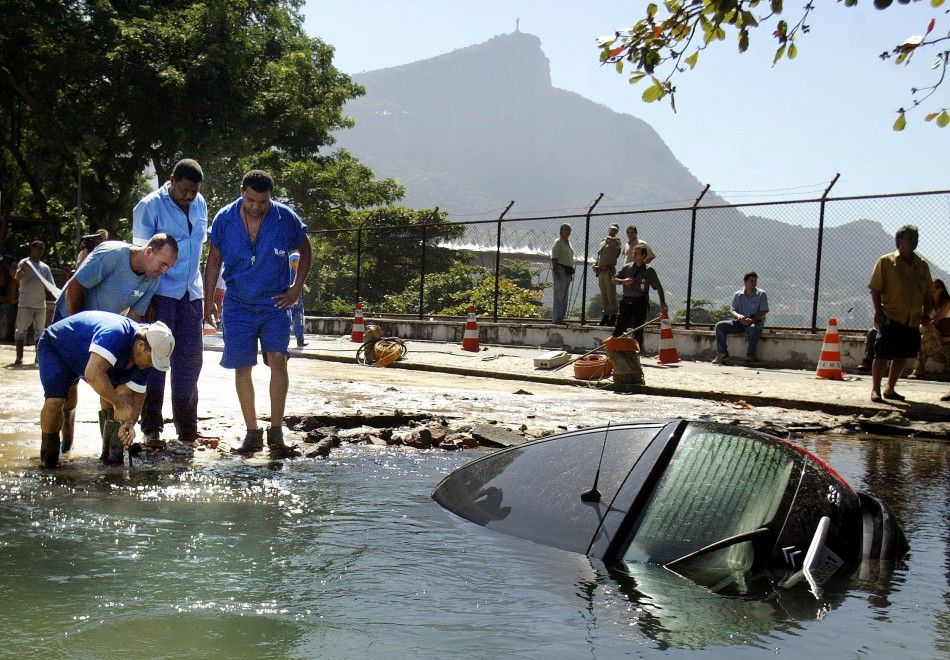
{"left": 0, "top": 434, "right": 946, "bottom": 658}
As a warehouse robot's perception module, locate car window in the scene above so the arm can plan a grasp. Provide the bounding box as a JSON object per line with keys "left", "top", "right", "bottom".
{"left": 433, "top": 425, "right": 663, "bottom": 554}
{"left": 622, "top": 428, "right": 795, "bottom": 570}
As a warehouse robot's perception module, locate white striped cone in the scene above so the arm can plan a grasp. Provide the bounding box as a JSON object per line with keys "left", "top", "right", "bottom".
{"left": 351, "top": 302, "right": 365, "bottom": 342}
{"left": 461, "top": 305, "right": 480, "bottom": 351}
{"left": 657, "top": 307, "right": 680, "bottom": 364}
{"left": 815, "top": 317, "right": 844, "bottom": 380}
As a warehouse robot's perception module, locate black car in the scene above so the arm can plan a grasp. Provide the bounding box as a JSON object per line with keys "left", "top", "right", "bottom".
{"left": 433, "top": 420, "right": 908, "bottom": 595}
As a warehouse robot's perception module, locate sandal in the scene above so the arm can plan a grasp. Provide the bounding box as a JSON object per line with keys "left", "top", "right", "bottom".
{"left": 870, "top": 391, "right": 883, "bottom": 403}
{"left": 882, "top": 390, "right": 906, "bottom": 401}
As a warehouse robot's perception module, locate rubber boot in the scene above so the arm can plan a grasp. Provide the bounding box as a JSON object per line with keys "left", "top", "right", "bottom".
{"left": 40, "top": 432, "right": 60, "bottom": 469}
{"left": 267, "top": 426, "right": 288, "bottom": 450}
{"left": 97, "top": 409, "right": 114, "bottom": 460}
{"left": 14, "top": 339, "right": 24, "bottom": 365}
{"left": 60, "top": 409, "right": 76, "bottom": 453}
{"left": 237, "top": 428, "right": 264, "bottom": 453}
{"left": 101, "top": 419, "right": 124, "bottom": 465}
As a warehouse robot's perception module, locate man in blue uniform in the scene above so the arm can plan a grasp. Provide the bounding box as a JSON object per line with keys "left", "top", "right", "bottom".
{"left": 203, "top": 170, "right": 312, "bottom": 454}
{"left": 132, "top": 159, "right": 207, "bottom": 446}
{"left": 36, "top": 311, "right": 174, "bottom": 468}
{"left": 51, "top": 234, "right": 178, "bottom": 454}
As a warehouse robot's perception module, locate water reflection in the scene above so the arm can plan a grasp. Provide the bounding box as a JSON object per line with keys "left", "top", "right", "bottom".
{"left": 0, "top": 435, "right": 945, "bottom": 657}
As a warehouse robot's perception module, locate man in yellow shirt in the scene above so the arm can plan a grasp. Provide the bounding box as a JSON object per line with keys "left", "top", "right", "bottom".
{"left": 868, "top": 224, "right": 934, "bottom": 403}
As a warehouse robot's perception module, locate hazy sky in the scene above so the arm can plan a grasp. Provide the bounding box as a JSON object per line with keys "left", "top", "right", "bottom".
{"left": 303, "top": 2, "right": 946, "bottom": 220}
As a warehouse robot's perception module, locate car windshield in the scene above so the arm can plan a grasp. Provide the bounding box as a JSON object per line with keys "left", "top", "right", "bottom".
{"left": 622, "top": 428, "right": 795, "bottom": 574}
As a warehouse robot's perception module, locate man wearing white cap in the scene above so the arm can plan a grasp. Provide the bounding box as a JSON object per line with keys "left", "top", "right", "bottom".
{"left": 36, "top": 311, "right": 174, "bottom": 468}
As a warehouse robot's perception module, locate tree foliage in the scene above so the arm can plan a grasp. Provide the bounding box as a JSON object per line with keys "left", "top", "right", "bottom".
{"left": 0, "top": 0, "right": 400, "bottom": 259}
{"left": 384, "top": 262, "right": 545, "bottom": 318}
{"left": 673, "top": 298, "right": 733, "bottom": 324}
{"left": 599, "top": 0, "right": 949, "bottom": 130}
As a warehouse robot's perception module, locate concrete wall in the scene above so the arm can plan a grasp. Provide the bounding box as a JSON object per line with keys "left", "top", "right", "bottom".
{"left": 306, "top": 316, "right": 868, "bottom": 370}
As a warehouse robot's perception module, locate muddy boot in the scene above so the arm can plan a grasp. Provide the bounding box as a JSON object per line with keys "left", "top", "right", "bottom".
{"left": 14, "top": 339, "right": 24, "bottom": 365}
{"left": 60, "top": 409, "right": 76, "bottom": 453}
{"left": 267, "top": 426, "right": 288, "bottom": 450}
{"left": 97, "top": 409, "right": 114, "bottom": 460}
{"left": 101, "top": 419, "right": 124, "bottom": 465}
{"left": 236, "top": 428, "right": 264, "bottom": 453}
{"left": 40, "top": 432, "right": 60, "bottom": 469}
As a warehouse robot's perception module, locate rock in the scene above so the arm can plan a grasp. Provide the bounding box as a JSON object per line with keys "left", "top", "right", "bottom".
{"left": 366, "top": 435, "right": 388, "bottom": 446}
{"left": 512, "top": 388, "right": 533, "bottom": 395}
{"left": 305, "top": 435, "right": 341, "bottom": 458}
{"left": 446, "top": 432, "right": 478, "bottom": 449}
{"left": 471, "top": 423, "right": 528, "bottom": 448}
{"left": 428, "top": 426, "right": 447, "bottom": 444}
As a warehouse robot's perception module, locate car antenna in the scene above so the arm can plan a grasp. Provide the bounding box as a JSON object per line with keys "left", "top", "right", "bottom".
{"left": 581, "top": 423, "right": 610, "bottom": 503}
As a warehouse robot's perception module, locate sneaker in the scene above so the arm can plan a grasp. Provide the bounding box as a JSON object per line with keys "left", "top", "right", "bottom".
{"left": 711, "top": 354, "right": 728, "bottom": 365}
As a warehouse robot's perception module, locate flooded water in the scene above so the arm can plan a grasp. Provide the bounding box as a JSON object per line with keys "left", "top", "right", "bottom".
{"left": 0, "top": 433, "right": 946, "bottom": 658}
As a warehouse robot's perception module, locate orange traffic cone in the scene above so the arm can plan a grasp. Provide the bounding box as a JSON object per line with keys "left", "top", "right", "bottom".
{"left": 657, "top": 307, "right": 680, "bottom": 365}
{"left": 351, "top": 302, "right": 365, "bottom": 343}
{"left": 461, "top": 305, "right": 480, "bottom": 351}
{"left": 815, "top": 317, "right": 844, "bottom": 380}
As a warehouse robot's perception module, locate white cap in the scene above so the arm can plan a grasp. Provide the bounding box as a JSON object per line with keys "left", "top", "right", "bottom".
{"left": 145, "top": 321, "right": 174, "bottom": 372}
{"left": 289, "top": 251, "right": 300, "bottom": 262}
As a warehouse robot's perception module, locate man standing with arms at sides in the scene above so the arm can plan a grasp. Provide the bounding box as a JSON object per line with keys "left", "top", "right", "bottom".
{"left": 203, "top": 170, "right": 312, "bottom": 455}
{"left": 593, "top": 223, "right": 622, "bottom": 326}
{"left": 133, "top": 159, "right": 208, "bottom": 447}
{"left": 13, "top": 240, "right": 54, "bottom": 366}
{"left": 51, "top": 234, "right": 178, "bottom": 456}
{"left": 623, "top": 225, "right": 656, "bottom": 265}
{"left": 868, "top": 224, "right": 933, "bottom": 403}
{"left": 550, "top": 223, "right": 574, "bottom": 325}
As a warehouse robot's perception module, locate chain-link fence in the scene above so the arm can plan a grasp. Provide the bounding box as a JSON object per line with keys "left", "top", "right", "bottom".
{"left": 304, "top": 188, "right": 949, "bottom": 331}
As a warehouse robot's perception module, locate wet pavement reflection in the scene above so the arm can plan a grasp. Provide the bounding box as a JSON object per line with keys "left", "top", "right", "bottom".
{"left": 0, "top": 433, "right": 945, "bottom": 657}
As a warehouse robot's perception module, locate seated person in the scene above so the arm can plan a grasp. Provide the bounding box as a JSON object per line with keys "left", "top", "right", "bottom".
{"left": 910, "top": 277, "right": 949, "bottom": 378}
{"left": 713, "top": 272, "right": 769, "bottom": 365}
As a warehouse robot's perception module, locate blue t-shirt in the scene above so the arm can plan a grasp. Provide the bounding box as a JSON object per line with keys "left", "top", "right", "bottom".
{"left": 209, "top": 198, "right": 308, "bottom": 308}
{"left": 731, "top": 288, "right": 769, "bottom": 322}
{"left": 132, "top": 182, "right": 208, "bottom": 301}
{"left": 43, "top": 310, "right": 151, "bottom": 393}
{"left": 53, "top": 242, "right": 159, "bottom": 322}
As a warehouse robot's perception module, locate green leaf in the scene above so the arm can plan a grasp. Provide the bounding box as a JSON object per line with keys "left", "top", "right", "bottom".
{"left": 647, "top": 3, "right": 658, "bottom": 19}
{"left": 924, "top": 112, "right": 940, "bottom": 121}
{"left": 615, "top": 60, "right": 624, "bottom": 74}
{"left": 642, "top": 78, "right": 666, "bottom": 102}
{"left": 773, "top": 44, "right": 786, "bottom": 65}
{"left": 738, "top": 30, "right": 749, "bottom": 53}
{"left": 628, "top": 72, "right": 647, "bottom": 84}
{"left": 685, "top": 51, "right": 699, "bottom": 69}
{"left": 938, "top": 111, "right": 950, "bottom": 127}
{"left": 788, "top": 42, "right": 798, "bottom": 59}
{"left": 932, "top": 0, "right": 944, "bottom": 8}
{"left": 893, "top": 112, "right": 907, "bottom": 131}
{"left": 772, "top": 0, "right": 783, "bottom": 11}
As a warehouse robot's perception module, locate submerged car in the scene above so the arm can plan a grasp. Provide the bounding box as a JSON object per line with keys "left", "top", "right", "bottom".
{"left": 432, "top": 420, "right": 908, "bottom": 595}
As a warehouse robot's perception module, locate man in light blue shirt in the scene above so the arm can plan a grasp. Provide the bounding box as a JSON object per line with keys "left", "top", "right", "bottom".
{"left": 51, "top": 234, "right": 177, "bottom": 454}
{"left": 132, "top": 158, "right": 207, "bottom": 446}
{"left": 53, "top": 236, "right": 178, "bottom": 322}
{"left": 713, "top": 271, "right": 769, "bottom": 365}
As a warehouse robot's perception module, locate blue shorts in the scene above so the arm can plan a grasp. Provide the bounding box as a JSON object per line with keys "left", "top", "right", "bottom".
{"left": 220, "top": 299, "right": 290, "bottom": 369}
{"left": 37, "top": 334, "right": 80, "bottom": 399}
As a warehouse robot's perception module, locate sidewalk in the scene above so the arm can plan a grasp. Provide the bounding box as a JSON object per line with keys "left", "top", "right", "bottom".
{"left": 203, "top": 333, "right": 950, "bottom": 423}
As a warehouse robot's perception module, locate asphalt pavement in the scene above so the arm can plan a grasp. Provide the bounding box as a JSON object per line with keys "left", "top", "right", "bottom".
{"left": 203, "top": 332, "right": 950, "bottom": 422}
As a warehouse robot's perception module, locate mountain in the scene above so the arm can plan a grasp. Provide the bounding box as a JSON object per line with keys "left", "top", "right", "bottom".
{"left": 334, "top": 31, "right": 720, "bottom": 213}
{"left": 332, "top": 32, "right": 946, "bottom": 327}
